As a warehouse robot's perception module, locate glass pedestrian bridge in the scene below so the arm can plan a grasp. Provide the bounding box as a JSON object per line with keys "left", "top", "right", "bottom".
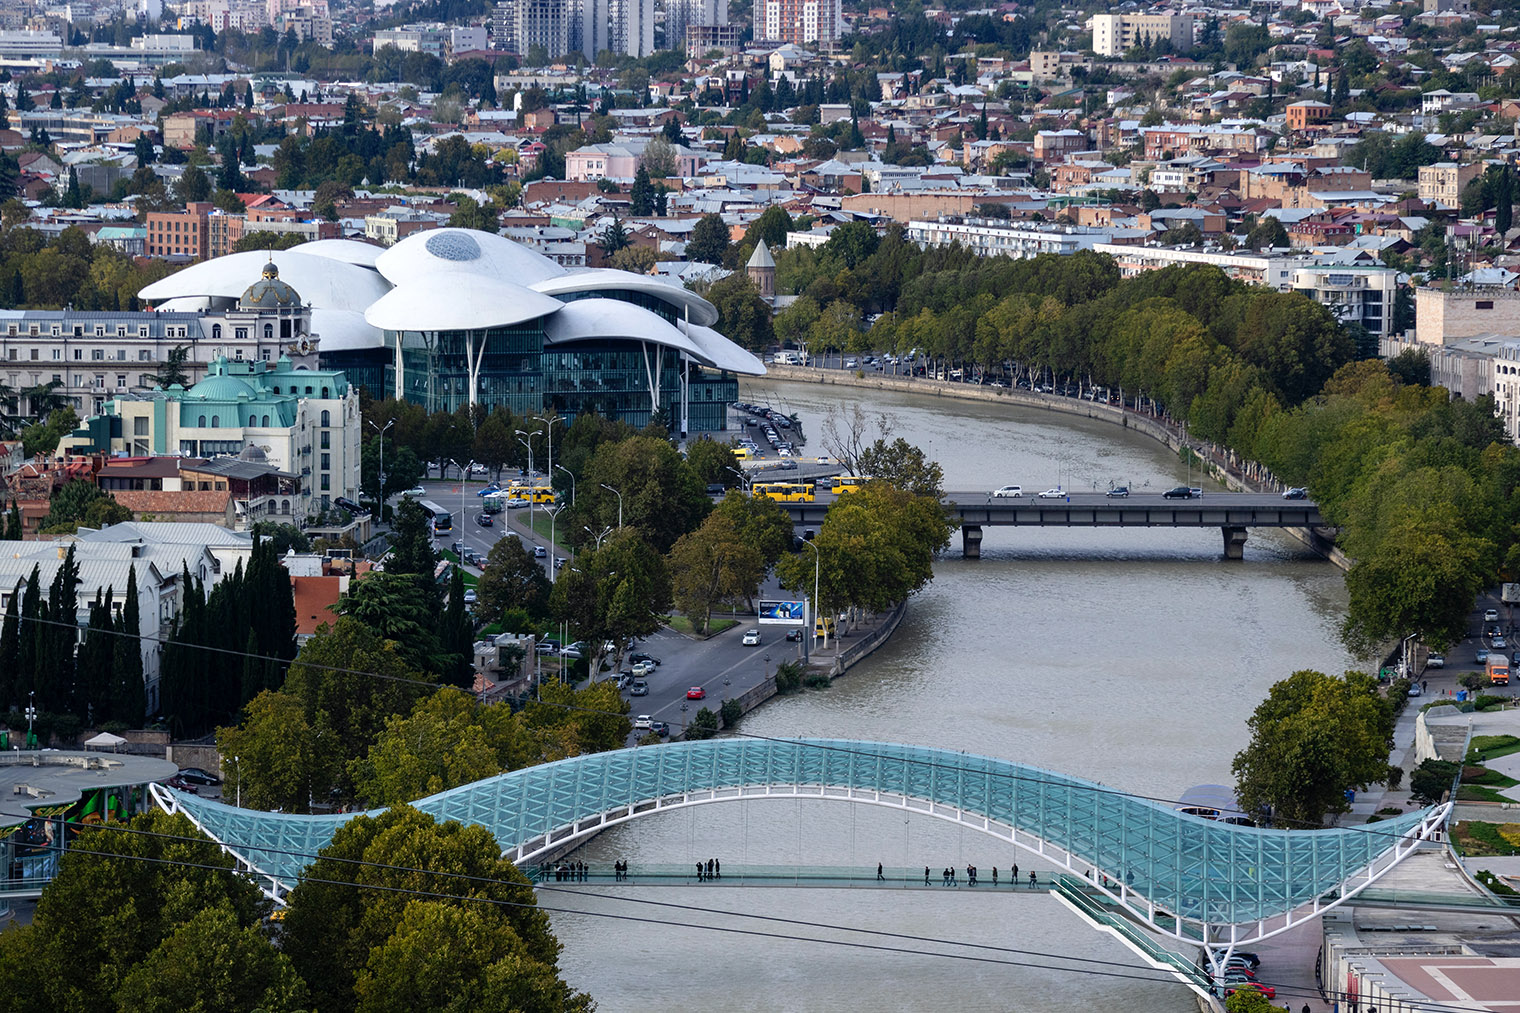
{"left": 153, "top": 738, "right": 1448, "bottom": 948}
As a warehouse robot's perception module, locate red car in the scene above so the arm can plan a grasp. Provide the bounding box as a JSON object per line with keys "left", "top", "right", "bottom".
{"left": 687, "top": 686, "right": 706, "bottom": 700}
{"left": 1225, "top": 983, "right": 1275, "bottom": 1001}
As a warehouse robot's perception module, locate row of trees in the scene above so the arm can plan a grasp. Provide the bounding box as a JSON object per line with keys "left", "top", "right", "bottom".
{"left": 0, "top": 805, "right": 590, "bottom": 1013}
{"left": 0, "top": 546, "right": 143, "bottom": 725}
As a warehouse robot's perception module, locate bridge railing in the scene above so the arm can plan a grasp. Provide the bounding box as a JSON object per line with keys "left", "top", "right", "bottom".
{"left": 1053, "top": 874, "right": 1209, "bottom": 988}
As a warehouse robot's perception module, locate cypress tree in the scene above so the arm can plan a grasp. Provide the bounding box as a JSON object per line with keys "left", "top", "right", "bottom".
{"left": 17, "top": 565, "right": 40, "bottom": 702}
{"left": 39, "top": 546, "right": 78, "bottom": 714}
{"left": 442, "top": 565, "right": 473, "bottom": 689}
{"left": 78, "top": 587, "right": 114, "bottom": 723}
{"left": 0, "top": 578, "right": 20, "bottom": 708}
{"left": 110, "top": 565, "right": 144, "bottom": 725}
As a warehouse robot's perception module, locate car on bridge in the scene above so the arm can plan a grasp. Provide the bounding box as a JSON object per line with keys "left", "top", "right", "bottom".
{"left": 991, "top": 485, "right": 1022, "bottom": 498}
{"left": 1106, "top": 486, "right": 1129, "bottom": 498}
{"left": 1281, "top": 487, "right": 1307, "bottom": 499}
{"left": 1163, "top": 486, "right": 1197, "bottom": 499}
{"left": 1037, "top": 488, "right": 1064, "bottom": 499}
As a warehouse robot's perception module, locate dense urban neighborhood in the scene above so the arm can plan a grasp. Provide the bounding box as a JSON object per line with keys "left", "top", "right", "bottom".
{"left": 4, "top": 0, "right": 1520, "bottom": 1009}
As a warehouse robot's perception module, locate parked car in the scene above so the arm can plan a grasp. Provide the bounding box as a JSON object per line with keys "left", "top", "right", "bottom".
{"left": 1407, "top": 682, "right": 1423, "bottom": 698}
{"left": 165, "top": 775, "right": 198, "bottom": 793}
{"left": 687, "top": 686, "right": 706, "bottom": 700}
{"left": 1281, "top": 487, "right": 1308, "bottom": 499}
{"left": 742, "top": 629, "right": 761, "bottom": 646}
{"left": 631, "top": 660, "right": 655, "bottom": 677}
{"left": 176, "top": 767, "right": 221, "bottom": 786}
{"left": 464, "top": 589, "right": 477, "bottom": 605}
{"left": 630, "top": 680, "right": 649, "bottom": 696}
{"left": 629, "top": 652, "right": 660, "bottom": 667}
{"left": 991, "top": 485, "right": 1022, "bottom": 498}
{"left": 1427, "top": 653, "right": 1444, "bottom": 668}
{"left": 1037, "top": 488, "right": 1064, "bottom": 499}
{"left": 1223, "top": 983, "right": 1275, "bottom": 1001}
{"left": 1106, "top": 486, "right": 1129, "bottom": 498}
{"left": 1163, "top": 486, "right": 1196, "bottom": 499}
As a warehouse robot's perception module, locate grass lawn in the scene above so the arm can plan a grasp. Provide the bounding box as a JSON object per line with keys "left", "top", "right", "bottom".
{"left": 1470, "top": 734, "right": 1520, "bottom": 763}
{"left": 1463, "top": 766, "right": 1520, "bottom": 788}
{"left": 666, "top": 616, "right": 739, "bottom": 638}
{"left": 517, "top": 510, "right": 571, "bottom": 554}
{"left": 1458, "top": 785, "right": 1519, "bottom": 804}
{"left": 1452, "top": 821, "right": 1520, "bottom": 857}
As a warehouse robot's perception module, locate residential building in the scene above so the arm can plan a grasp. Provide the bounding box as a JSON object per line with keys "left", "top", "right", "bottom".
{"left": 372, "top": 23, "right": 451, "bottom": 57}
{"left": 1417, "top": 161, "right": 1483, "bottom": 205}
{"left": 685, "top": 22, "right": 742, "bottom": 57}
{"left": 907, "top": 218, "right": 1117, "bottom": 260}
{"left": 565, "top": 139, "right": 708, "bottom": 181}
{"left": 1285, "top": 100, "right": 1332, "bottom": 131}
{"left": 609, "top": 0, "right": 654, "bottom": 57}
{"left": 761, "top": 0, "right": 842, "bottom": 47}
{"left": 1415, "top": 285, "right": 1520, "bottom": 345}
{"left": 667, "top": 0, "right": 727, "bottom": 51}
{"left": 1091, "top": 13, "right": 1194, "bottom": 58}
{"left": 62, "top": 353, "right": 360, "bottom": 519}
{"left": 365, "top": 209, "right": 440, "bottom": 245}
{"left": 511, "top": 0, "right": 570, "bottom": 58}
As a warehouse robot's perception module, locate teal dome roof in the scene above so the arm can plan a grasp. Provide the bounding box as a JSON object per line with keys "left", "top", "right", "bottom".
{"left": 187, "top": 372, "right": 255, "bottom": 400}
{"left": 240, "top": 261, "right": 301, "bottom": 309}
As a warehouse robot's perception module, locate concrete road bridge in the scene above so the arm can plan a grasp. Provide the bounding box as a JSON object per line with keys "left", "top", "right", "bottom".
{"left": 779, "top": 492, "right": 1326, "bottom": 559}
{"left": 156, "top": 737, "right": 1442, "bottom": 967}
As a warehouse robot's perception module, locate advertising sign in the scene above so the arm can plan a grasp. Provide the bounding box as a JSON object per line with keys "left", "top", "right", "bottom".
{"left": 758, "top": 600, "right": 806, "bottom": 625}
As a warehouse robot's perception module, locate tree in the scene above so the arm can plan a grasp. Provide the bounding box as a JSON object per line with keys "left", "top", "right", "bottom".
{"left": 640, "top": 136, "right": 678, "bottom": 178}
{"left": 550, "top": 529, "right": 671, "bottom": 669}
{"left": 215, "top": 689, "right": 343, "bottom": 811}
{"left": 629, "top": 164, "right": 655, "bottom": 215}
{"left": 40, "top": 478, "right": 130, "bottom": 534}
{"left": 686, "top": 212, "right": 730, "bottom": 264}
{"left": 1409, "top": 758, "right": 1460, "bottom": 805}
{"left": 477, "top": 534, "right": 552, "bottom": 625}
{"left": 705, "top": 272, "right": 773, "bottom": 350}
{"left": 386, "top": 497, "right": 437, "bottom": 577}
{"left": 441, "top": 566, "right": 473, "bottom": 687}
{"left": 1231, "top": 669, "right": 1394, "bottom": 826}
{"left": 281, "top": 806, "right": 590, "bottom": 1013}
{"left": 667, "top": 509, "right": 764, "bottom": 632}
{"left": 113, "top": 903, "right": 310, "bottom": 1013}
{"left": 710, "top": 490, "right": 794, "bottom": 572}
{"left": 349, "top": 687, "right": 502, "bottom": 806}
{"left": 578, "top": 434, "right": 710, "bottom": 552}
{"left": 110, "top": 565, "right": 145, "bottom": 723}
{"left": 749, "top": 205, "right": 793, "bottom": 249}
{"left": 856, "top": 437, "right": 946, "bottom": 498}
{"left": 177, "top": 162, "right": 211, "bottom": 203}
{"left": 147, "top": 344, "right": 192, "bottom": 388}
{"left": 447, "top": 193, "right": 500, "bottom": 233}
{"left": 684, "top": 435, "right": 739, "bottom": 486}
{"left": 0, "top": 811, "right": 273, "bottom": 1013}
{"left": 1245, "top": 217, "right": 1289, "bottom": 250}
{"left": 334, "top": 571, "right": 447, "bottom": 675}
{"left": 597, "top": 215, "right": 631, "bottom": 257}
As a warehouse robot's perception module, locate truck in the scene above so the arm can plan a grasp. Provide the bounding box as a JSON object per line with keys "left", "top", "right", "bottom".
{"left": 1503, "top": 583, "right": 1520, "bottom": 607}
{"left": 773, "top": 350, "right": 807, "bottom": 365}
{"left": 1488, "top": 655, "right": 1511, "bottom": 686}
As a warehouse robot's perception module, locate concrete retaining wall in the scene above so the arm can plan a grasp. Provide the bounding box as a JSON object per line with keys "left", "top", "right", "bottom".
{"left": 830, "top": 600, "right": 908, "bottom": 679}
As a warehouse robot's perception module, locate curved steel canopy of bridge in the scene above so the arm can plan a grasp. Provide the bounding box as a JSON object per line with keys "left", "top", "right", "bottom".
{"left": 152, "top": 738, "right": 1447, "bottom": 947}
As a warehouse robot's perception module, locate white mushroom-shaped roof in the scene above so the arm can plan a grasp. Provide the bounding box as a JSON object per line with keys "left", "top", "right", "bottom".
{"left": 374, "top": 228, "right": 568, "bottom": 287}
{"left": 364, "top": 275, "right": 563, "bottom": 332}
{"left": 309, "top": 308, "right": 384, "bottom": 351}
{"left": 139, "top": 251, "right": 389, "bottom": 314}
{"left": 532, "top": 269, "right": 720, "bottom": 328}
{"left": 686, "top": 323, "right": 766, "bottom": 376}
{"left": 544, "top": 298, "right": 704, "bottom": 358}
{"left": 291, "top": 238, "right": 385, "bottom": 268}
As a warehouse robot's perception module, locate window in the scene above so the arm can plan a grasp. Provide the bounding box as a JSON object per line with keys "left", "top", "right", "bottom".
{"left": 264, "top": 324, "right": 273, "bottom": 339}
{"left": 320, "top": 474, "right": 330, "bottom": 491}
{"left": 210, "top": 415, "right": 219, "bottom": 427}
{"left": 198, "top": 415, "right": 206, "bottom": 426}
{"left": 116, "top": 374, "right": 126, "bottom": 388}
{"left": 1477, "top": 300, "right": 1494, "bottom": 310}
{"left": 28, "top": 348, "right": 36, "bottom": 360}
{"left": 261, "top": 415, "right": 270, "bottom": 426}
{"left": 133, "top": 416, "right": 148, "bottom": 436}
{"left": 92, "top": 349, "right": 103, "bottom": 360}
{"left": 52, "top": 349, "right": 60, "bottom": 360}
{"left": 320, "top": 409, "right": 330, "bottom": 426}
{"left": 320, "top": 431, "right": 329, "bottom": 449}
{"left": 139, "top": 349, "right": 151, "bottom": 360}
{"left": 320, "top": 453, "right": 330, "bottom": 470}
{"left": 235, "top": 328, "right": 247, "bottom": 340}
{"left": 73, "top": 349, "right": 82, "bottom": 360}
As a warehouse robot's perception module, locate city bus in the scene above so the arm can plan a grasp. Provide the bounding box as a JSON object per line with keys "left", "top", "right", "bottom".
{"left": 752, "top": 482, "right": 815, "bottom": 503}
{"left": 416, "top": 499, "right": 452, "bottom": 535}
{"left": 507, "top": 485, "right": 556, "bottom": 504}
{"left": 1488, "top": 655, "right": 1510, "bottom": 686}
{"left": 831, "top": 476, "right": 870, "bottom": 495}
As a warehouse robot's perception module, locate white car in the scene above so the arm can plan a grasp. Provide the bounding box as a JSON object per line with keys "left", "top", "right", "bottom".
{"left": 631, "top": 660, "right": 655, "bottom": 677}
{"left": 1038, "top": 488, "right": 1064, "bottom": 499}
{"left": 991, "top": 485, "right": 1022, "bottom": 498}
{"left": 633, "top": 715, "right": 653, "bottom": 731}
{"left": 1485, "top": 609, "right": 1499, "bottom": 623}
{"left": 742, "top": 629, "right": 761, "bottom": 646}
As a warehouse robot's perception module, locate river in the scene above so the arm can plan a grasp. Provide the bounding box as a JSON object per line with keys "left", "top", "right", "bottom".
{"left": 545, "top": 379, "right": 1354, "bottom": 1012}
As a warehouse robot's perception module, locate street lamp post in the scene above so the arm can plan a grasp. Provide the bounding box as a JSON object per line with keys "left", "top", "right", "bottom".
{"left": 233, "top": 755, "right": 241, "bottom": 808}
{"left": 555, "top": 464, "right": 576, "bottom": 506}
{"left": 25, "top": 691, "right": 35, "bottom": 749}
{"left": 449, "top": 459, "right": 469, "bottom": 548}
{"left": 367, "top": 418, "right": 393, "bottom": 505}
{"left": 583, "top": 525, "right": 611, "bottom": 549}
{"left": 516, "top": 434, "right": 536, "bottom": 535}
{"left": 725, "top": 466, "right": 751, "bottom": 494}
{"left": 545, "top": 504, "right": 563, "bottom": 577}
{"left": 541, "top": 415, "right": 561, "bottom": 496}
{"left": 600, "top": 483, "right": 623, "bottom": 528}
{"left": 799, "top": 538, "right": 819, "bottom": 663}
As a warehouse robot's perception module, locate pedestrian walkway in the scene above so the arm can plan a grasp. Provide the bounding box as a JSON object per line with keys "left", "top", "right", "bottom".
{"left": 526, "top": 863, "right": 1064, "bottom": 890}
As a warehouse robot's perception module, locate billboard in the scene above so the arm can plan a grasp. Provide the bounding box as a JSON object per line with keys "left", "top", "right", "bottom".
{"left": 758, "top": 600, "right": 806, "bottom": 625}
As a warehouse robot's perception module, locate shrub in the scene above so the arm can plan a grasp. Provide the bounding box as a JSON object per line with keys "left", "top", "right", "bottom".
{"left": 1410, "top": 758, "right": 1461, "bottom": 804}
{"left": 1475, "top": 694, "right": 1507, "bottom": 711}
{"left": 719, "top": 698, "right": 742, "bottom": 728}
{"left": 1386, "top": 765, "right": 1404, "bottom": 790}
{"left": 685, "top": 706, "right": 719, "bottom": 740}
{"left": 774, "top": 660, "right": 804, "bottom": 694}
{"left": 1461, "top": 673, "right": 1484, "bottom": 692}
{"left": 804, "top": 672, "right": 831, "bottom": 689}
{"left": 1475, "top": 868, "right": 1520, "bottom": 895}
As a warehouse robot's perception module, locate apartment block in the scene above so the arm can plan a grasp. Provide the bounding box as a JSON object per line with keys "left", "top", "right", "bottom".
{"left": 1417, "top": 161, "right": 1483, "bottom": 205}
{"left": 1091, "top": 13, "right": 1194, "bottom": 58}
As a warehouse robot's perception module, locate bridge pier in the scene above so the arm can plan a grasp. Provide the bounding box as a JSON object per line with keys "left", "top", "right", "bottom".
{"left": 962, "top": 525, "right": 982, "bottom": 559}
{"left": 1221, "top": 526, "right": 1247, "bottom": 560}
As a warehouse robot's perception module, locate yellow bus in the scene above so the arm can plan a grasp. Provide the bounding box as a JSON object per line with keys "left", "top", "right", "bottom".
{"left": 732, "top": 446, "right": 752, "bottom": 459}
{"left": 752, "top": 482, "right": 815, "bottom": 503}
{"left": 509, "top": 485, "right": 556, "bottom": 504}
{"left": 831, "top": 476, "right": 870, "bottom": 495}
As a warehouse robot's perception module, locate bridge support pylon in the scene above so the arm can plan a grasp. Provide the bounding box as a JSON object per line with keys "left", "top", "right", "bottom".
{"left": 1221, "top": 526, "right": 1247, "bottom": 560}
{"left": 962, "top": 525, "right": 983, "bottom": 559}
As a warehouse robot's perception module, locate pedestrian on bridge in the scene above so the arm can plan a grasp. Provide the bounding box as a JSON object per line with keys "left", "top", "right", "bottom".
{"left": 925, "top": 866, "right": 931, "bottom": 885}
{"left": 696, "top": 861, "right": 704, "bottom": 881}
{"left": 877, "top": 862, "right": 885, "bottom": 881}
{"left": 1029, "top": 870, "right": 1037, "bottom": 888}
{"left": 992, "top": 867, "right": 998, "bottom": 885}
{"left": 1012, "top": 862, "right": 1019, "bottom": 884}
